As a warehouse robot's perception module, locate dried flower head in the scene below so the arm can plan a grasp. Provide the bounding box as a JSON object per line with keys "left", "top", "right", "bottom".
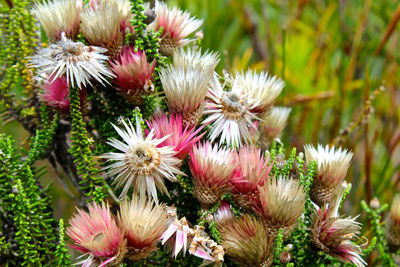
{"left": 386, "top": 194, "right": 400, "bottom": 249}
{"left": 66, "top": 201, "right": 126, "bottom": 267}
{"left": 230, "top": 146, "right": 273, "bottom": 209}
{"left": 260, "top": 106, "right": 291, "bottom": 142}
{"left": 29, "top": 33, "right": 115, "bottom": 89}
{"left": 33, "top": 0, "right": 81, "bottom": 42}
{"left": 311, "top": 203, "right": 365, "bottom": 267}
{"left": 304, "top": 144, "right": 353, "bottom": 206}
{"left": 218, "top": 214, "right": 275, "bottom": 266}
{"left": 189, "top": 142, "right": 236, "bottom": 206}
{"left": 101, "top": 115, "right": 184, "bottom": 203}
{"left": 118, "top": 195, "right": 168, "bottom": 260}
{"left": 233, "top": 70, "right": 284, "bottom": 115}
{"left": 255, "top": 177, "right": 306, "bottom": 236}
{"left": 40, "top": 76, "right": 70, "bottom": 112}
{"left": 146, "top": 112, "right": 204, "bottom": 159}
{"left": 172, "top": 47, "right": 219, "bottom": 77}
{"left": 161, "top": 216, "right": 190, "bottom": 258}
{"left": 203, "top": 75, "right": 259, "bottom": 147}
{"left": 150, "top": 1, "right": 203, "bottom": 55}
{"left": 160, "top": 64, "right": 211, "bottom": 126}
{"left": 110, "top": 47, "right": 156, "bottom": 105}
{"left": 81, "top": 0, "right": 124, "bottom": 59}
{"left": 161, "top": 210, "right": 224, "bottom": 264}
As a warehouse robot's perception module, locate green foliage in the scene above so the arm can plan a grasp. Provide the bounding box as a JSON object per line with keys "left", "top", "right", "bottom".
{"left": 69, "top": 85, "right": 107, "bottom": 202}
{"left": 274, "top": 228, "right": 285, "bottom": 265}
{"left": 24, "top": 104, "right": 59, "bottom": 166}
{"left": 55, "top": 219, "right": 72, "bottom": 267}
{"left": 361, "top": 200, "right": 395, "bottom": 266}
{"left": 0, "top": 134, "right": 58, "bottom": 265}
{"left": 11, "top": 179, "right": 41, "bottom": 265}
{"left": 0, "top": 0, "right": 38, "bottom": 121}
{"left": 128, "top": 0, "right": 167, "bottom": 91}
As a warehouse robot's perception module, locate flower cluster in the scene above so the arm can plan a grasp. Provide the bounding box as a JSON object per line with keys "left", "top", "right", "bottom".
{"left": 28, "top": 0, "right": 368, "bottom": 266}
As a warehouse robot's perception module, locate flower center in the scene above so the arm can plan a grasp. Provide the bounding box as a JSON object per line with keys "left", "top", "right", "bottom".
{"left": 221, "top": 92, "right": 247, "bottom": 120}
{"left": 126, "top": 142, "right": 161, "bottom": 175}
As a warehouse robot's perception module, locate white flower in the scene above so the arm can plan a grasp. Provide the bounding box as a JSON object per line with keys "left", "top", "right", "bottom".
{"left": 159, "top": 65, "right": 210, "bottom": 114}
{"left": 304, "top": 144, "right": 353, "bottom": 188}
{"left": 172, "top": 47, "right": 219, "bottom": 77}
{"left": 81, "top": 0, "right": 124, "bottom": 58}
{"left": 233, "top": 70, "right": 284, "bottom": 114}
{"left": 33, "top": 0, "right": 81, "bottom": 42}
{"left": 260, "top": 106, "right": 292, "bottom": 139}
{"left": 203, "top": 74, "right": 259, "bottom": 147}
{"left": 29, "top": 33, "right": 115, "bottom": 89}
{"left": 101, "top": 115, "right": 184, "bottom": 203}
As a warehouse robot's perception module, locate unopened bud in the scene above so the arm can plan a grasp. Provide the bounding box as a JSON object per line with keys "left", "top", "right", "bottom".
{"left": 195, "top": 30, "right": 204, "bottom": 40}
{"left": 280, "top": 251, "right": 291, "bottom": 264}
{"left": 370, "top": 197, "right": 380, "bottom": 210}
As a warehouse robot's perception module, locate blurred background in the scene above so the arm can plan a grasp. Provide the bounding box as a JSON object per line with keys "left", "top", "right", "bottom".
{"left": 1, "top": 0, "right": 400, "bottom": 238}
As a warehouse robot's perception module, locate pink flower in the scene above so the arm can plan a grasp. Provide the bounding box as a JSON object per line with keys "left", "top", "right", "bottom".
{"left": 66, "top": 201, "right": 126, "bottom": 267}
{"left": 311, "top": 203, "right": 366, "bottom": 267}
{"left": 230, "top": 146, "right": 273, "bottom": 195}
{"left": 146, "top": 112, "right": 204, "bottom": 159}
{"left": 40, "top": 76, "right": 70, "bottom": 112}
{"left": 229, "top": 146, "right": 274, "bottom": 209}
{"left": 110, "top": 47, "right": 156, "bottom": 104}
{"left": 150, "top": 1, "right": 203, "bottom": 55}
{"left": 189, "top": 142, "right": 236, "bottom": 206}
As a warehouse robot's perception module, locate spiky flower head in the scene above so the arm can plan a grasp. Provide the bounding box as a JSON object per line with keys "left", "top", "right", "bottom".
{"left": 386, "top": 194, "right": 400, "bottom": 249}
{"left": 66, "top": 201, "right": 126, "bottom": 267}
{"left": 40, "top": 76, "right": 70, "bottom": 112}
{"left": 150, "top": 1, "right": 203, "bottom": 56}
{"left": 218, "top": 214, "right": 275, "bottom": 266}
{"left": 311, "top": 203, "right": 365, "bottom": 267}
{"left": 101, "top": 115, "right": 184, "bottom": 203}
{"left": 29, "top": 33, "right": 115, "bottom": 89}
{"left": 89, "top": 0, "right": 133, "bottom": 33}
{"left": 255, "top": 177, "right": 306, "bottom": 236}
{"left": 110, "top": 47, "right": 156, "bottom": 105}
{"left": 160, "top": 64, "right": 211, "bottom": 126}
{"left": 260, "top": 106, "right": 291, "bottom": 142}
{"left": 230, "top": 146, "right": 273, "bottom": 209}
{"left": 304, "top": 144, "right": 353, "bottom": 206}
{"left": 213, "top": 201, "right": 234, "bottom": 226}
{"left": 81, "top": 0, "right": 124, "bottom": 59}
{"left": 233, "top": 70, "right": 284, "bottom": 115}
{"left": 118, "top": 195, "right": 168, "bottom": 260}
{"left": 203, "top": 75, "right": 259, "bottom": 147}
{"left": 189, "top": 142, "right": 236, "bottom": 206}
{"left": 146, "top": 112, "right": 204, "bottom": 160}
{"left": 33, "top": 0, "right": 81, "bottom": 42}
{"left": 172, "top": 47, "right": 219, "bottom": 77}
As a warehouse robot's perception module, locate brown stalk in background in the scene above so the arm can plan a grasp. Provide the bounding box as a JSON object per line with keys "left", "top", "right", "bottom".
{"left": 374, "top": 3, "right": 400, "bottom": 56}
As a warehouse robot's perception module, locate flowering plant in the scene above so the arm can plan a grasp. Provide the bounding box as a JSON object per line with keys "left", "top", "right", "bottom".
{"left": 0, "top": 0, "right": 399, "bottom": 266}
